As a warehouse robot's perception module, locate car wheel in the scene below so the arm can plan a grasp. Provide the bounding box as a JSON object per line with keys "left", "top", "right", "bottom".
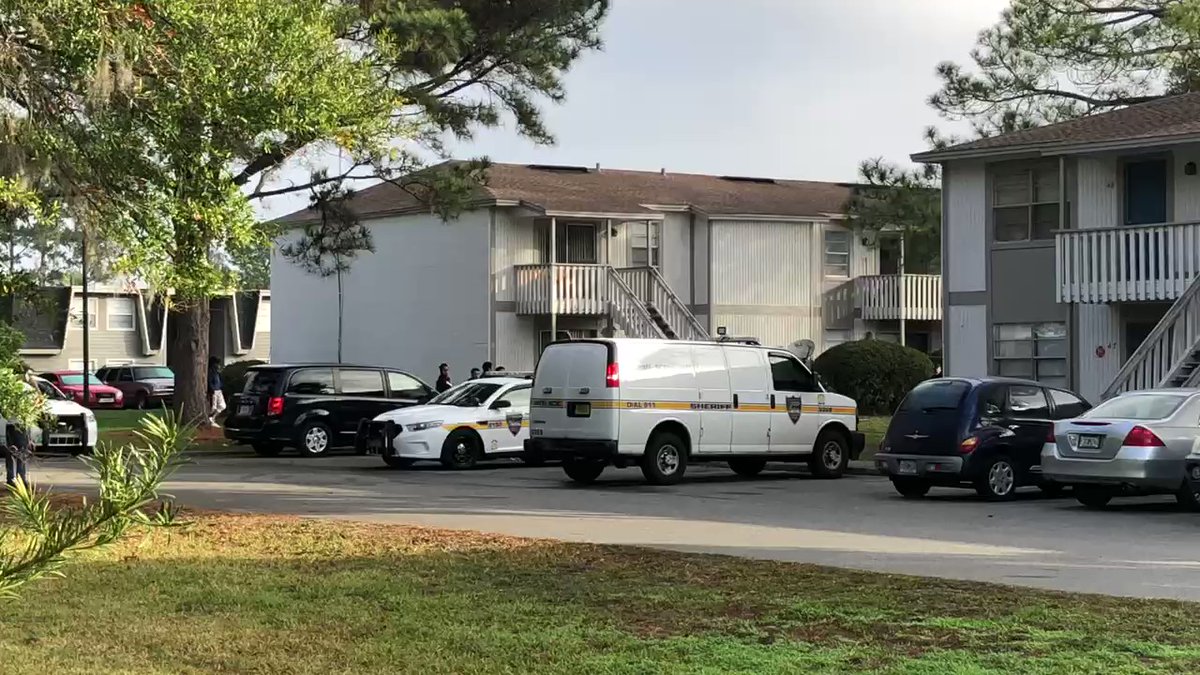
{"left": 562, "top": 458, "right": 605, "bottom": 484}
{"left": 296, "top": 421, "right": 333, "bottom": 457}
{"left": 252, "top": 442, "right": 283, "bottom": 457}
{"left": 440, "top": 430, "right": 480, "bottom": 470}
{"left": 728, "top": 458, "right": 767, "bottom": 477}
{"left": 134, "top": 392, "right": 149, "bottom": 410}
{"left": 383, "top": 454, "right": 413, "bottom": 469}
{"left": 974, "top": 455, "right": 1018, "bottom": 501}
{"left": 1074, "top": 486, "right": 1113, "bottom": 509}
{"left": 1176, "top": 481, "right": 1200, "bottom": 512}
{"left": 809, "top": 430, "right": 849, "bottom": 479}
{"left": 640, "top": 431, "right": 688, "bottom": 485}
{"left": 891, "top": 477, "right": 931, "bottom": 499}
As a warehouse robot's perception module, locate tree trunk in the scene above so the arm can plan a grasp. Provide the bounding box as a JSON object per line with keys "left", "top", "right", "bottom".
{"left": 169, "top": 299, "right": 211, "bottom": 426}
{"left": 336, "top": 267, "right": 343, "bottom": 363}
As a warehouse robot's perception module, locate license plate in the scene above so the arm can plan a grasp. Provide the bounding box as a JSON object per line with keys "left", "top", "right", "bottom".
{"left": 98, "top": 396, "right": 113, "bottom": 403}
{"left": 897, "top": 460, "right": 917, "bottom": 475}
{"left": 1078, "top": 434, "right": 1102, "bottom": 450}
{"left": 238, "top": 404, "right": 253, "bottom": 416}
{"left": 568, "top": 402, "right": 591, "bottom": 418}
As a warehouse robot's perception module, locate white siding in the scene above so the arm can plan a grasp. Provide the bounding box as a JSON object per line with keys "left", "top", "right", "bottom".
{"left": 692, "top": 214, "right": 710, "bottom": 307}
{"left": 1075, "top": 303, "right": 1120, "bottom": 403}
{"left": 661, "top": 212, "right": 692, "bottom": 303}
{"left": 492, "top": 208, "right": 540, "bottom": 303}
{"left": 495, "top": 311, "right": 538, "bottom": 372}
{"left": 946, "top": 305, "right": 987, "bottom": 377}
{"left": 1076, "top": 156, "right": 1119, "bottom": 229}
{"left": 711, "top": 313, "right": 819, "bottom": 350}
{"left": 271, "top": 211, "right": 491, "bottom": 376}
{"left": 1175, "top": 144, "right": 1200, "bottom": 222}
{"left": 944, "top": 162, "right": 987, "bottom": 293}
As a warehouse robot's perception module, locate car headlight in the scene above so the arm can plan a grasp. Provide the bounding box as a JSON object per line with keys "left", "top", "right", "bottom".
{"left": 406, "top": 421, "right": 443, "bottom": 432}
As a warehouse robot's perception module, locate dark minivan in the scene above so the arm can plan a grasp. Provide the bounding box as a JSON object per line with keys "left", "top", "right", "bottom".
{"left": 223, "top": 364, "right": 435, "bottom": 457}
{"left": 875, "top": 378, "right": 1091, "bottom": 500}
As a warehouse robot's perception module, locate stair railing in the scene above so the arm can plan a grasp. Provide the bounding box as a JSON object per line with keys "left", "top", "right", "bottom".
{"left": 606, "top": 272, "right": 666, "bottom": 339}
{"left": 1103, "top": 274, "right": 1200, "bottom": 399}
{"left": 614, "top": 267, "right": 709, "bottom": 341}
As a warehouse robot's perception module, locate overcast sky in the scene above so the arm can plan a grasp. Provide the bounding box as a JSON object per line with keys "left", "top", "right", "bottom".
{"left": 258, "top": 0, "right": 1009, "bottom": 218}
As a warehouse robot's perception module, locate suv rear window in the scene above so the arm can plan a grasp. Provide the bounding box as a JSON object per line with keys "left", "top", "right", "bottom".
{"left": 898, "top": 380, "right": 970, "bottom": 413}
{"left": 134, "top": 366, "right": 173, "bottom": 379}
{"left": 244, "top": 369, "right": 283, "bottom": 395}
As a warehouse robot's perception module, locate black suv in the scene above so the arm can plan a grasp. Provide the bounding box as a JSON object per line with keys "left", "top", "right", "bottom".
{"left": 223, "top": 364, "right": 435, "bottom": 457}
{"left": 875, "top": 377, "right": 1091, "bottom": 501}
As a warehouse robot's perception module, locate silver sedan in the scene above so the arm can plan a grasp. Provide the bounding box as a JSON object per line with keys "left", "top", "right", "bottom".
{"left": 1043, "top": 389, "right": 1200, "bottom": 510}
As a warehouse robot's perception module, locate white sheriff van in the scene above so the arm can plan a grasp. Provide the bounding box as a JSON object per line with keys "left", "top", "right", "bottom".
{"left": 524, "top": 338, "right": 864, "bottom": 485}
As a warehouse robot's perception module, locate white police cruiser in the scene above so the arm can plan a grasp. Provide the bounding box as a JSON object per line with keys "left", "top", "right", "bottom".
{"left": 24, "top": 377, "right": 98, "bottom": 454}
{"left": 357, "top": 376, "right": 531, "bottom": 469}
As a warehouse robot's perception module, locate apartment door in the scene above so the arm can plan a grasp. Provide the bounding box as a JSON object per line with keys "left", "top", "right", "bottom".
{"left": 1125, "top": 159, "right": 1168, "bottom": 226}
{"left": 551, "top": 222, "right": 598, "bottom": 264}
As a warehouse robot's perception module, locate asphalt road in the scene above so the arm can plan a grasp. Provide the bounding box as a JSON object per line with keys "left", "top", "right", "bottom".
{"left": 33, "top": 452, "right": 1200, "bottom": 601}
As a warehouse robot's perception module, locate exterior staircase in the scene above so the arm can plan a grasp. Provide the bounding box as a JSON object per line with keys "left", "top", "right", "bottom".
{"left": 612, "top": 266, "right": 709, "bottom": 342}
{"left": 1103, "top": 275, "right": 1200, "bottom": 398}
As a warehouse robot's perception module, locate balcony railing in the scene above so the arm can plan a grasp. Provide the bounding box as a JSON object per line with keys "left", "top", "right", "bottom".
{"left": 826, "top": 274, "right": 943, "bottom": 324}
{"left": 1055, "top": 221, "right": 1200, "bottom": 303}
{"left": 514, "top": 264, "right": 608, "bottom": 315}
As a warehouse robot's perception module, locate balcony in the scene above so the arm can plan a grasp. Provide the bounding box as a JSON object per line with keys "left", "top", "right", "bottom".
{"left": 825, "top": 274, "right": 943, "bottom": 324}
{"left": 1055, "top": 221, "right": 1200, "bottom": 303}
{"left": 515, "top": 264, "right": 609, "bottom": 315}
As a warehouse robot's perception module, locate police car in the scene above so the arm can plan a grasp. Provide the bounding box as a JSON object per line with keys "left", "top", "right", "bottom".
{"left": 25, "top": 377, "right": 98, "bottom": 454}
{"left": 357, "top": 376, "right": 532, "bottom": 469}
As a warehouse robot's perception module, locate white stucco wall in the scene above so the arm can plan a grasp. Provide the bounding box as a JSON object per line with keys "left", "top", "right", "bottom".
{"left": 270, "top": 210, "right": 491, "bottom": 380}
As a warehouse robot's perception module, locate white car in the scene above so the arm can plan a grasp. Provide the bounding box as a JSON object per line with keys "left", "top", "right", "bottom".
{"left": 25, "top": 377, "right": 99, "bottom": 454}
{"left": 358, "top": 377, "right": 532, "bottom": 469}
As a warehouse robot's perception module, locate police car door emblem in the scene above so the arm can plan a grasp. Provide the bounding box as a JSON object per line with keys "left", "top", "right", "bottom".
{"left": 817, "top": 394, "right": 826, "bottom": 406}
{"left": 786, "top": 396, "right": 802, "bottom": 424}
{"left": 506, "top": 413, "right": 523, "bottom": 436}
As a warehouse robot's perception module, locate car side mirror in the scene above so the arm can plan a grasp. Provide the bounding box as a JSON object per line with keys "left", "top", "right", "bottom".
{"left": 491, "top": 400, "right": 512, "bottom": 410}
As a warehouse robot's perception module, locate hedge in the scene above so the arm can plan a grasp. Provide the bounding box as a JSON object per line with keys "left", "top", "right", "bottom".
{"left": 221, "top": 359, "right": 267, "bottom": 402}
{"left": 813, "top": 340, "right": 934, "bottom": 415}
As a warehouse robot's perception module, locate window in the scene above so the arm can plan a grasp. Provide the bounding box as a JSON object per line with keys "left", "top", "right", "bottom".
{"left": 117, "top": 369, "right": 135, "bottom": 383}
{"left": 769, "top": 354, "right": 818, "bottom": 392}
{"left": 107, "top": 297, "right": 136, "bottom": 331}
{"left": 992, "top": 164, "right": 1062, "bottom": 242}
{"left": 497, "top": 386, "right": 531, "bottom": 412}
{"left": 978, "top": 385, "right": 1006, "bottom": 418}
{"left": 134, "top": 366, "right": 174, "bottom": 380}
{"left": 543, "top": 222, "right": 598, "bottom": 264}
{"left": 68, "top": 297, "right": 97, "bottom": 330}
{"left": 899, "top": 380, "right": 970, "bottom": 413}
{"left": 286, "top": 368, "right": 335, "bottom": 396}
{"left": 244, "top": 369, "right": 282, "bottom": 395}
{"left": 256, "top": 300, "right": 271, "bottom": 333}
{"left": 338, "top": 369, "right": 385, "bottom": 397}
{"left": 993, "top": 322, "right": 1067, "bottom": 388}
{"left": 1008, "top": 385, "right": 1049, "bottom": 418}
{"left": 67, "top": 359, "right": 97, "bottom": 371}
{"left": 1049, "top": 389, "right": 1089, "bottom": 419}
{"left": 387, "top": 371, "right": 430, "bottom": 400}
{"left": 824, "top": 230, "right": 850, "bottom": 277}
{"left": 630, "top": 221, "right": 660, "bottom": 268}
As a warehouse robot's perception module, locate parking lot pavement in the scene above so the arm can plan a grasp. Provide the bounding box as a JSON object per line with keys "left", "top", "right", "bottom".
{"left": 33, "top": 452, "right": 1200, "bottom": 600}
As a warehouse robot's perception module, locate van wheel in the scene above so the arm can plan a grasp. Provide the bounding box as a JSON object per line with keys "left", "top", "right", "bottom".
{"left": 440, "top": 430, "right": 480, "bottom": 470}
{"left": 975, "top": 455, "right": 1017, "bottom": 501}
{"left": 563, "top": 459, "right": 605, "bottom": 484}
{"left": 252, "top": 442, "right": 283, "bottom": 457}
{"left": 1075, "top": 486, "right": 1113, "bottom": 509}
{"left": 728, "top": 459, "right": 766, "bottom": 478}
{"left": 891, "top": 478, "right": 931, "bottom": 499}
{"left": 297, "top": 421, "right": 332, "bottom": 457}
{"left": 809, "top": 430, "right": 849, "bottom": 479}
{"left": 641, "top": 431, "right": 688, "bottom": 485}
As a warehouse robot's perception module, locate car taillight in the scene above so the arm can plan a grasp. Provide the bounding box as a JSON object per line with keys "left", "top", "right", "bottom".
{"left": 1046, "top": 428, "right": 1056, "bottom": 443}
{"left": 267, "top": 396, "right": 284, "bottom": 417}
{"left": 605, "top": 361, "right": 619, "bottom": 388}
{"left": 959, "top": 436, "right": 978, "bottom": 453}
{"left": 1123, "top": 425, "right": 1164, "bottom": 447}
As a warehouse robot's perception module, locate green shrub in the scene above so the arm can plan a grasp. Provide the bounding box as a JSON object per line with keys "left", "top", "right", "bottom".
{"left": 814, "top": 340, "right": 934, "bottom": 415}
{"left": 221, "top": 359, "right": 267, "bottom": 401}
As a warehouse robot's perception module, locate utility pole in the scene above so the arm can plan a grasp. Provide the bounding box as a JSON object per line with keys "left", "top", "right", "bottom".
{"left": 898, "top": 233, "right": 907, "bottom": 348}
{"left": 81, "top": 224, "right": 90, "bottom": 403}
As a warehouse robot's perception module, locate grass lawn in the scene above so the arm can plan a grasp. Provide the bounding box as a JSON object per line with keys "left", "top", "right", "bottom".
{"left": 0, "top": 512, "right": 1197, "bottom": 674}
{"left": 93, "top": 409, "right": 231, "bottom": 452}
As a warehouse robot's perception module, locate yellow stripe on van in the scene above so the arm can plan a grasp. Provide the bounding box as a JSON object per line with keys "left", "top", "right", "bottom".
{"left": 530, "top": 400, "right": 856, "bottom": 415}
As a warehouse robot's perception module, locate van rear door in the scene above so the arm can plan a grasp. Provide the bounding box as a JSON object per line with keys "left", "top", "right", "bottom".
{"left": 531, "top": 341, "right": 618, "bottom": 441}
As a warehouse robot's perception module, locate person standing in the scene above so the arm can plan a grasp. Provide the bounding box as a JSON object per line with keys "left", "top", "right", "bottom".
{"left": 481, "top": 361, "right": 493, "bottom": 376}
{"left": 435, "top": 363, "right": 453, "bottom": 393}
{"left": 207, "top": 357, "right": 226, "bottom": 427}
{"left": 469, "top": 367, "right": 481, "bottom": 381}
{"left": 3, "top": 371, "right": 35, "bottom": 487}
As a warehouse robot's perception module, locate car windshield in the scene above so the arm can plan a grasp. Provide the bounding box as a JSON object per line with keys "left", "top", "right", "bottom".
{"left": 34, "top": 380, "right": 69, "bottom": 401}
{"left": 134, "top": 367, "right": 174, "bottom": 380}
{"left": 58, "top": 374, "right": 102, "bottom": 386}
{"left": 430, "top": 382, "right": 501, "bottom": 407}
{"left": 1082, "top": 394, "right": 1187, "bottom": 421}
{"left": 898, "top": 380, "right": 970, "bottom": 412}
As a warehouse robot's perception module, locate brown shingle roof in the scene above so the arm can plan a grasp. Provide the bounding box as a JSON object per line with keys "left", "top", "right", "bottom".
{"left": 913, "top": 92, "right": 1200, "bottom": 162}
{"left": 274, "top": 162, "right": 856, "bottom": 224}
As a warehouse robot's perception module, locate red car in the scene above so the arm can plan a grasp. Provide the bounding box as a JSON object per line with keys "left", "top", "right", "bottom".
{"left": 40, "top": 371, "right": 125, "bottom": 409}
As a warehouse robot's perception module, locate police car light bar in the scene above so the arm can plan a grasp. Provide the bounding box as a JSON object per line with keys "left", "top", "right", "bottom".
{"left": 482, "top": 371, "right": 534, "bottom": 379}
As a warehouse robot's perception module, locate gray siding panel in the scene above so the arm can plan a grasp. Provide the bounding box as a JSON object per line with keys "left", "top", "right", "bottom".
{"left": 661, "top": 212, "right": 691, "bottom": 303}
{"left": 946, "top": 305, "right": 987, "bottom": 377}
{"left": 989, "top": 246, "right": 1065, "bottom": 324}
{"left": 944, "top": 162, "right": 987, "bottom": 293}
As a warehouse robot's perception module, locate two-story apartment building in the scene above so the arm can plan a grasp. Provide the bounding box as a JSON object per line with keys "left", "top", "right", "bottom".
{"left": 915, "top": 92, "right": 1200, "bottom": 403}
{"left": 270, "top": 162, "right": 943, "bottom": 375}
{"left": 6, "top": 286, "right": 271, "bottom": 371}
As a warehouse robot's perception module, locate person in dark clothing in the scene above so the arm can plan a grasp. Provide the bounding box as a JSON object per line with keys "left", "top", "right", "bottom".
{"left": 435, "top": 363, "right": 452, "bottom": 393}
{"left": 207, "top": 357, "right": 225, "bottom": 427}
{"left": 4, "top": 422, "right": 30, "bottom": 487}
{"left": 469, "top": 368, "right": 481, "bottom": 380}
{"left": 481, "top": 361, "right": 493, "bottom": 376}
